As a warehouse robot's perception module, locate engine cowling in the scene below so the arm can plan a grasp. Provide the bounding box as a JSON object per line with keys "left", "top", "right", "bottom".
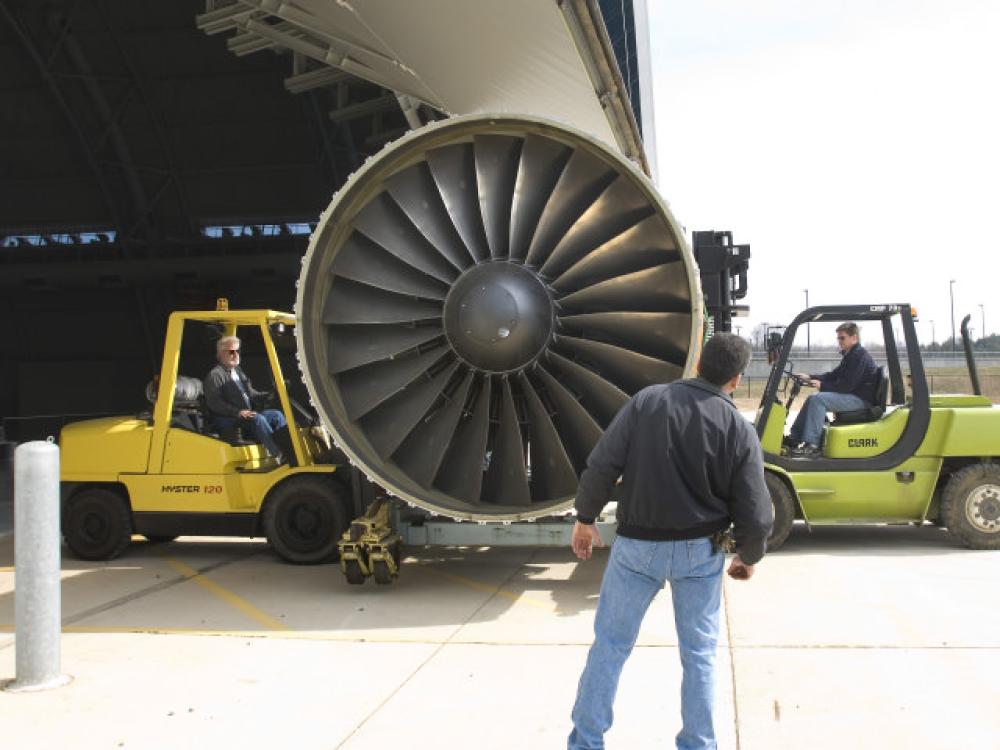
{"left": 296, "top": 114, "right": 702, "bottom": 520}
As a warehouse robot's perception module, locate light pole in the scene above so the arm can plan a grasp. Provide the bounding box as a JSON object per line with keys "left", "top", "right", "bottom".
{"left": 980, "top": 303, "right": 986, "bottom": 345}
{"left": 803, "top": 288, "right": 810, "bottom": 353}
{"left": 930, "top": 320, "right": 936, "bottom": 347}
{"left": 949, "top": 279, "right": 956, "bottom": 354}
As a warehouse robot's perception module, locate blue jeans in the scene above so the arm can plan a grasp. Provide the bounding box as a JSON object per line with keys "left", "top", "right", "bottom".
{"left": 212, "top": 409, "right": 286, "bottom": 457}
{"left": 789, "top": 392, "right": 866, "bottom": 447}
{"left": 569, "top": 536, "right": 724, "bottom": 750}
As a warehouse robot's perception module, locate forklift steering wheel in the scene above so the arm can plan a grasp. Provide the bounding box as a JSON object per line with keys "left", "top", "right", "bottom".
{"left": 783, "top": 369, "right": 813, "bottom": 388}
{"left": 781, "top": 369, "right": 809, "bottom": 411}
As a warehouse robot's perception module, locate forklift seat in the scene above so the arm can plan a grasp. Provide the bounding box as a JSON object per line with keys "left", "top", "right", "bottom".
{"left": 149, "top": 375, "right": 274, "bottom": 452}
{"left": 831, "top": 366, "right": 889, "bottom": 425}
{"left": 142, "top": 375, "right": 206, "bottom": 433}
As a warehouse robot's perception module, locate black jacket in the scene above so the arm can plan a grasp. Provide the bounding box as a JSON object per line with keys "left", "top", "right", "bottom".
{"left": 813, "top": 344, "right": 879, "bottom": 404}
{"left": 203, "top": 364, "right": 270, "bottom": 419}
{"left": 575, "top": 378, "right": 773, "bottom": 565}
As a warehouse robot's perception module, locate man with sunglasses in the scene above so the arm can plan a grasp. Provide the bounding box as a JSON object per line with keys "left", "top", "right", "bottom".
{"left": 204, "top": 335, "right": 287, "bottom": 463}
{"left": 787, "top": 321, "right": 879, "bottom": 458}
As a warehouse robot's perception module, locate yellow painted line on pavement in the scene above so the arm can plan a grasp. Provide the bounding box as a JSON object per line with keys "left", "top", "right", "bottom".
{"left": 414, "top": 566, "right": 552, "bottom": 611}
{"left": 0, "top": 624, "right": 445, "bottom": 643}
{"left": 161, "top": 557, "right": 289, "bottom": 631}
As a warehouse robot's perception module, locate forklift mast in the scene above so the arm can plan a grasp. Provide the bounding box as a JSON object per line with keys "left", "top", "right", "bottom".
{"left": 765, "top": 327, "right": 787, "bottom": 365}
{"left": 692, "top": 230, "right": 750, "bottom": 335}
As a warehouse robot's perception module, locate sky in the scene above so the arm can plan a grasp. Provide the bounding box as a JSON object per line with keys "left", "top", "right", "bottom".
{"left": 644, "top": 0, "right": 1000, "bottom": 346}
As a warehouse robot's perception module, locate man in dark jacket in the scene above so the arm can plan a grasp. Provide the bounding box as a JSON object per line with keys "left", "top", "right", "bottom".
{"left": 568, "top": 333, "right": 773, "bottom": 750}
{"left": 788, "top": 322, "right": 879, "bottom": 457}
{"left": 204, "top": 335, "right": 286, "bottom": 462}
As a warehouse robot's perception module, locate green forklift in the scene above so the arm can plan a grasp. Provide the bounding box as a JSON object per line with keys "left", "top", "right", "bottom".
{"left": 756, "top": 304, "right": 999, "bottom": 550}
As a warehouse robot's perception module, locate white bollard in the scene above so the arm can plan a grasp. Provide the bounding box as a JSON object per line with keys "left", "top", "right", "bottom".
{"left": 5, "top": 440, "right": 71, "bottom": 692}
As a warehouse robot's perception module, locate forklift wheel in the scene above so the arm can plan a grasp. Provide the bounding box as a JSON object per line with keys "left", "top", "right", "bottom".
{"left": 942, "top": 463, "right": 1000, "bottom": 550}
{"left": 765, "top": 473, "right": 796, "bottom": 551}
{"left": 64, "top": 488, "right": 133, "bottom": 561}
{"left": 344, "top": 560, "right": 366, "bottom": 585}
{"left": 372, "top": 560, "right": 394, "bottom": 585}
{"left": 263, "top": 476, "right": 350, "bottom": 564}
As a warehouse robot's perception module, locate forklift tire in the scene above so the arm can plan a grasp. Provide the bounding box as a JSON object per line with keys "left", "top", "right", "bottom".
{"left": 344, "top": 560, "right": 366, "bottom": 585}
{"left": 941, "top": 463, "right": 1000, "bottom": 550}
{"left": 765, "top": 473, "right": 796, "bottom": 551}
{"left": 263, "top": 476, "right": 350, "bottom": 564}
{"left": 64, "top": 488, "right": 133, "bottom": 561}
{"left": 372, "top": 560, "right": 393, "bottom": 585}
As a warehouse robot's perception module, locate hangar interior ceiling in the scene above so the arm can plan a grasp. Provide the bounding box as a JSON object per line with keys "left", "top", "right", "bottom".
{"left": 0, "top": 0, "right": 643, "bottom": 440}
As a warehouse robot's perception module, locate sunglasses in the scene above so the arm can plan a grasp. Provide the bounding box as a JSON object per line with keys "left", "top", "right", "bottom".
{"left": 226, "top": 349, "right": 240, "bottom": 354}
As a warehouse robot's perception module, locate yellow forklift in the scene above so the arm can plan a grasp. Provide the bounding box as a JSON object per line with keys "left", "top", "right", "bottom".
{"left": 58, "top": 300, "right": 399, "bottom": 572}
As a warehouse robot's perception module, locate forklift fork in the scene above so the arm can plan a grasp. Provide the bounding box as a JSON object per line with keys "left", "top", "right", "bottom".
{"left": 338, "top": 497, "right": 402, "bottom": 585}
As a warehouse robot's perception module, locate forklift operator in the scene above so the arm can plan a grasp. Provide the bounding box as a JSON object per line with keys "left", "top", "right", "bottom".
{"left": 204, "top": 335, "right": 287, "bottom": 462}
{"left": 788, "top": 322, "right": 879, "bottom": 458}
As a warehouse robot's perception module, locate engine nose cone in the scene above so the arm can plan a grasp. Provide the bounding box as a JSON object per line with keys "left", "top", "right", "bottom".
{"left": 445, "top": 262, "right": 553, "bottom": 373}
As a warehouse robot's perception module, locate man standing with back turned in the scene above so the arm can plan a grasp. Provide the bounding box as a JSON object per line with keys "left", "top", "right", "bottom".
{"left": 568, "top": 333, "right": 773, "bottom": 750}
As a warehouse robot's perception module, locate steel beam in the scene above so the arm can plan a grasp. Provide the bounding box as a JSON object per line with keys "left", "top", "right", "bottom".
{"left": 285, "top": 65, "right": 351, "bottom": 94}
{"left": 196, "top": 1, "right": 257, "bottom": 35}
{"left": 93, "top": 0, "right": 199, "bottom": 237}
{"left": 558, "top": 0, "right": 648, "bottom": 174}
{"left": 0, "top": 1, "right": 128, "bottom": 256}
{"left": 226, "top": 20, "right": 296, "bottom": 56}
{"left": 43, "top": 0, "right": 83, "bottom": 69}
{"left": 306, "top": 91, "right": 341, "bottom": 187}
{"left": 0, "top": 250, "right": 302, "bottom": 289}
{"left": 236, "top": 0, "right": 400, "bottom": 69}
{"left": 327, "top": 94, "right": 397, "bottom": 123}
{"left": 396, "top": 93, "right": 422, "bottom": 130}
{"left": 233, "top": 16, "right": 435, "bottom": 108}
{"left": 51, "top": 7, "right": 154, "bottom": 243}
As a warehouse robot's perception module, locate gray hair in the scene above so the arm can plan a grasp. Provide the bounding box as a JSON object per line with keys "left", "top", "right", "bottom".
{"left": 216, "top": 335, "right": 240, "bottom": 353}
{"left": 699, "top": 333, "right": 752, "bottom": 386}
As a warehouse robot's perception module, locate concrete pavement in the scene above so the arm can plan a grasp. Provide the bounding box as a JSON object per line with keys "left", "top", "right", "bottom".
{"left": 1, "top": 524, "right": 998, "bottom": 749}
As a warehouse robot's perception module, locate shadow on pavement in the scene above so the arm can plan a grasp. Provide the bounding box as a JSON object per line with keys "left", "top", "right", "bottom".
{"left": 0, "top": 522, "right": 982, "bottom": 638}
{"left": 777, "top": 521, "right": 970, "bottom": 556}
{"left": 0, "top": 536, "right": 606, "bottom": 635}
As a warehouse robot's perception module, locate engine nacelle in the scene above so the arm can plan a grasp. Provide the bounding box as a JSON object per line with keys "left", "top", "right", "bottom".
{"left": 296, "top": 114, "right": 702, "bottom": 521}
